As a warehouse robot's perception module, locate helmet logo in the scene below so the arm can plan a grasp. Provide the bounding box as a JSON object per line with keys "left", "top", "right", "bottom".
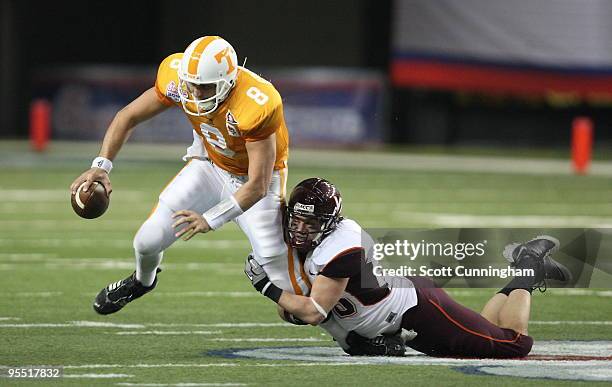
{"left": 294, "top": 203, "right": 315, "bottom": 213}
{"left": 214, "top": 47, "right": 236, "bottom": 75}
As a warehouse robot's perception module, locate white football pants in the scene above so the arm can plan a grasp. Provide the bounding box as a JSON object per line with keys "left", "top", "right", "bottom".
{"left": 133, "top": 158, "right": 298, "bottom": 291}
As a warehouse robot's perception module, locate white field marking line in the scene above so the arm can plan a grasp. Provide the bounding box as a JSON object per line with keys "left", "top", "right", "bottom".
{"left": 394, "top": 212, "right": 612, "bottom": 228}
{"left": 0, "top": 262, "right": 243, "bottom": 272}
{"left": 205, "top": 338, "right": 326, "bottom": 342}
{"left": 6, "top": 289, "right": 611, "bottom": 299}
{"left": 116, "top": 384, "right": 246, "bottom": 387}
{"left": 0, "top": 317, "right": 20, "bottom": 321}
{"left": 291, "top": 148, "right": 612, "bottom": 177}
{"left": 5, "top": 289, "right": 612, "bottom": 301}
{"left": 55, "top": 363, "right": 371, "bottom": 369}
{"left": 0, "top": 253, "right": 57, "bottom": 260}
{"left": 446, "top": 289, "right": 612, "bottom": 297}
{"left": 64, "top": 373, "right": 133, "bottom": 379}
{"left": 0, "top": 220, "right": 142, "bottom": 229}
{"left": 2, "top": 291, "right": 257, "bottom": 298}
{"left": 530, "top": 321, "right": 612, "bottom": 326}
{"left": 14, "top": 360, "right": 611, "bottom": 370}
{"left": 0, "top": 239, "right": 249, "bottom": 249}
{"left": 115, "top": 331, "right": 222, "bottom": 335}
{"left": 8, "top": 292, "right": 63, "bottom": 297}
{"left": 349, "top": 202, "right": 612, "bottom": 212}
{"left": 150, "top": 292, "right": 257, "bottom": 298}
{"left": 2, "top": 320, "right": 610, "bottom": 330}
{"left": 146, "top": 323, "right": 291, "bottom": 328}
{"left": 0, "top": 189, "right": 146, "bottom": 201}
{"left": 0, "top": 258, "right": 244, "bottom": 267}
{"left": 0, "top": 321, "right": 292, "bottom": 329}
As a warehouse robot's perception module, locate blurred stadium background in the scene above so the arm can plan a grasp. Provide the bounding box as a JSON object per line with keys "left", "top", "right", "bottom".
{"left": 1, "top": 0, "right": 611, "bottom": 385}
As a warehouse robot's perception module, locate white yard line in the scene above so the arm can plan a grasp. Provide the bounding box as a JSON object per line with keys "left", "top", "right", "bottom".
{"left": 116, "top": 384, "right": 246, "bottom": 387}
{"left": 145, "top": 323, "right": 292, "bottom": 328}
{"left": 0, "top": 253, "right": 57, "bottom": 260}
{"left": 151, "top": 292, "right": 257, "bottom": 298}
{"left": 0, "top": 189, "right": 146, "bottom": 201}
{"left": 1, "top": 320, "right": 611, "bottom": 330}
{"left": 0, "top": 239, "right": 248, "bottom": 249}
{"left": 64, "top": 373, "right": 133, "bottom": 378}
{"left": 530, "top": 321, "right": 612, "bottom": 325}
{"left": 206, "top": 338, "right": 326, "bottom": 342}
{"left": 0, "top": 261, "right": 243, "bottom": 271}
{"left": 12, "top": 292, "right": 62, "bottom": 297}
{"left": 394, "top": 212, "right": 612, "bottom": 227}
{"left": 447, "top": 289, "right": 612, "bottom": 297}
{"left": 5, "top": 289, "right": 610, "bottom": 299}
{"left": 71, "top": 321, "right": 146, "bottom": 329}
{"left": 115, "top": 331, "right": 222, "bottom": 335}
{"left": 0, "top": 317, "right": 20, "bottom": 321}
{"left": 0, "top": 321, "right": 291, "bottom": 329}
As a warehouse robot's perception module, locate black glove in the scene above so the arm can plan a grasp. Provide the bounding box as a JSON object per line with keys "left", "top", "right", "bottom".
{"left": 344, "top": 330, "right": 406, "bottom": 357}
{"left": 244, "top": 254, "right": 282, "bottom": 302}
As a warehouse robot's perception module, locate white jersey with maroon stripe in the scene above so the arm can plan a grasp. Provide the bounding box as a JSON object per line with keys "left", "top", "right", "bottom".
{"left": 302, "top": 219, "right": 418, "bottom": 338}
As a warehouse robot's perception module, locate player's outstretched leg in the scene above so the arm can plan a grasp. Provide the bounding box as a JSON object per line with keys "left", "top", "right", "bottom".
{"left": 481, "top": 235, "right": 571, "bottom": 334}
{"left": 502, "top": 235, "right": 572, "bottom": 291}
{"left": 93, "top": 268, "right": 161, "bottom": 315}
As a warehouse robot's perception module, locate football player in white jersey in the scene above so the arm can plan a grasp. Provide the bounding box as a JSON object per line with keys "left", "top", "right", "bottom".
{"left": 245, "top": 178, "right": 572, "bottom": 357}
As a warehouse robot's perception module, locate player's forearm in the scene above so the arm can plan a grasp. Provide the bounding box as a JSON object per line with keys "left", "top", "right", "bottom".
{"left": 97, "top": 110, "right": 137, "bottom": 161}
{"left": 277, "top": 292, "right": 326, "bottom": 325}
{"left": 98, "top": 87, "right": 168, "bottom": 161}
{"left": 232, "top": 179, "right": 268, "bottom": 211}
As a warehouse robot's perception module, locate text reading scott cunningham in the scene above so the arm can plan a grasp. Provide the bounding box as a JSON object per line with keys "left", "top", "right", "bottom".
{"left": 371, "top": 240, "right": 534, "bottom": 278}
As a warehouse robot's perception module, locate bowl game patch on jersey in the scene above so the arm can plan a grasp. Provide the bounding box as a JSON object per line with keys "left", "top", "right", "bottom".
{"left": 165, "top": 81, "right": 181, "bottom": 103}
{"left": 225, "top": 110, "right": 240, "bottom": 137}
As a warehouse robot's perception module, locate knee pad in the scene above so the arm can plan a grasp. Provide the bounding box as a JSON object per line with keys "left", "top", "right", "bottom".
{"left": 133, "top": 203, "right": 174, "bottom": 256}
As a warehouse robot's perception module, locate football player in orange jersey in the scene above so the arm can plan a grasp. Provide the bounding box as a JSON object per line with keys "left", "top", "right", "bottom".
{"left": 69, "top": 36, "right": 295, "bottom": 314}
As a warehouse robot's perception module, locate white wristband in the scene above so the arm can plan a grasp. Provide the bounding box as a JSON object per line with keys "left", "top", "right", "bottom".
{"left": 310, "top": 298, "right": 328, "bottom": 319}
{"left": 202, "top": 195, "right": 244, "bottom": 230}
{"left": 91, "top": 157, "right": 113, "bottom": 174}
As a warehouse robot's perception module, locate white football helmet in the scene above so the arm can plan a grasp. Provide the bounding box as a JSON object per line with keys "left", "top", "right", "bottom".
{"left": 177, "top": 36, "right": 238, "bottom": 116}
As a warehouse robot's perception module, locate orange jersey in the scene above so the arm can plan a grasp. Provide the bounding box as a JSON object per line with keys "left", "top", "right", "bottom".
{"left": 154, "top": 53, "right": 289, "bottom": 175}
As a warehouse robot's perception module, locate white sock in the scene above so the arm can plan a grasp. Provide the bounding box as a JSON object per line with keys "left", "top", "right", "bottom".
{"left": 136, "top": 251, "right": 162, "bottom": 287}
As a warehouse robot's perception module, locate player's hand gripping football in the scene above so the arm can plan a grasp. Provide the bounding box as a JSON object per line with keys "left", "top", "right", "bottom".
{"left": 70, "top": 167, "right": 112, "bottom": 196}
{"left": 172, "top": 210, "right": 211, "bottom": 240}
{"left": 244, "top": 254, "right": 271, "bottom": 293}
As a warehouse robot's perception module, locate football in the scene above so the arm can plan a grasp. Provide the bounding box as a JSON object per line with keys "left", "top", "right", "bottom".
{"left": 71, "top": 181, "right": 110, "bottom": 219}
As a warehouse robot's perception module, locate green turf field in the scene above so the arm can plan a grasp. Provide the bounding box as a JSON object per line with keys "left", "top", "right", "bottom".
{"left": 0, "top": 141, "right": 611, "bottom": 386}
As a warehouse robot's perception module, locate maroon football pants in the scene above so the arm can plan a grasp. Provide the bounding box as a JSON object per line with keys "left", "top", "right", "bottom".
{"left": 401, "top": 277, "right": 533, "bottom": 358}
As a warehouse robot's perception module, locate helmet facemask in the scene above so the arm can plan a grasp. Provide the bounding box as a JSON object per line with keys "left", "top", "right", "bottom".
{"left": 285, "top": 207, "right": 340, "bottom": 251}
{"left": 178, "top": 77, "right": 234, "bottom": 116}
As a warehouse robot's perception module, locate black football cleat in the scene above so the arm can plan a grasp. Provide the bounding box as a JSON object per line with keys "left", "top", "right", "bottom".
{"left": 542, "top": 255, "right": 573, "bottom": 284}
{"left": 503, "top": 235, "right": 571, "bottom": 291}
{"left": 503, "top": 235, "right": 559, "bottom": 265}
{"left": 93, "top": 268, "right": 161, "bottom": 315}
